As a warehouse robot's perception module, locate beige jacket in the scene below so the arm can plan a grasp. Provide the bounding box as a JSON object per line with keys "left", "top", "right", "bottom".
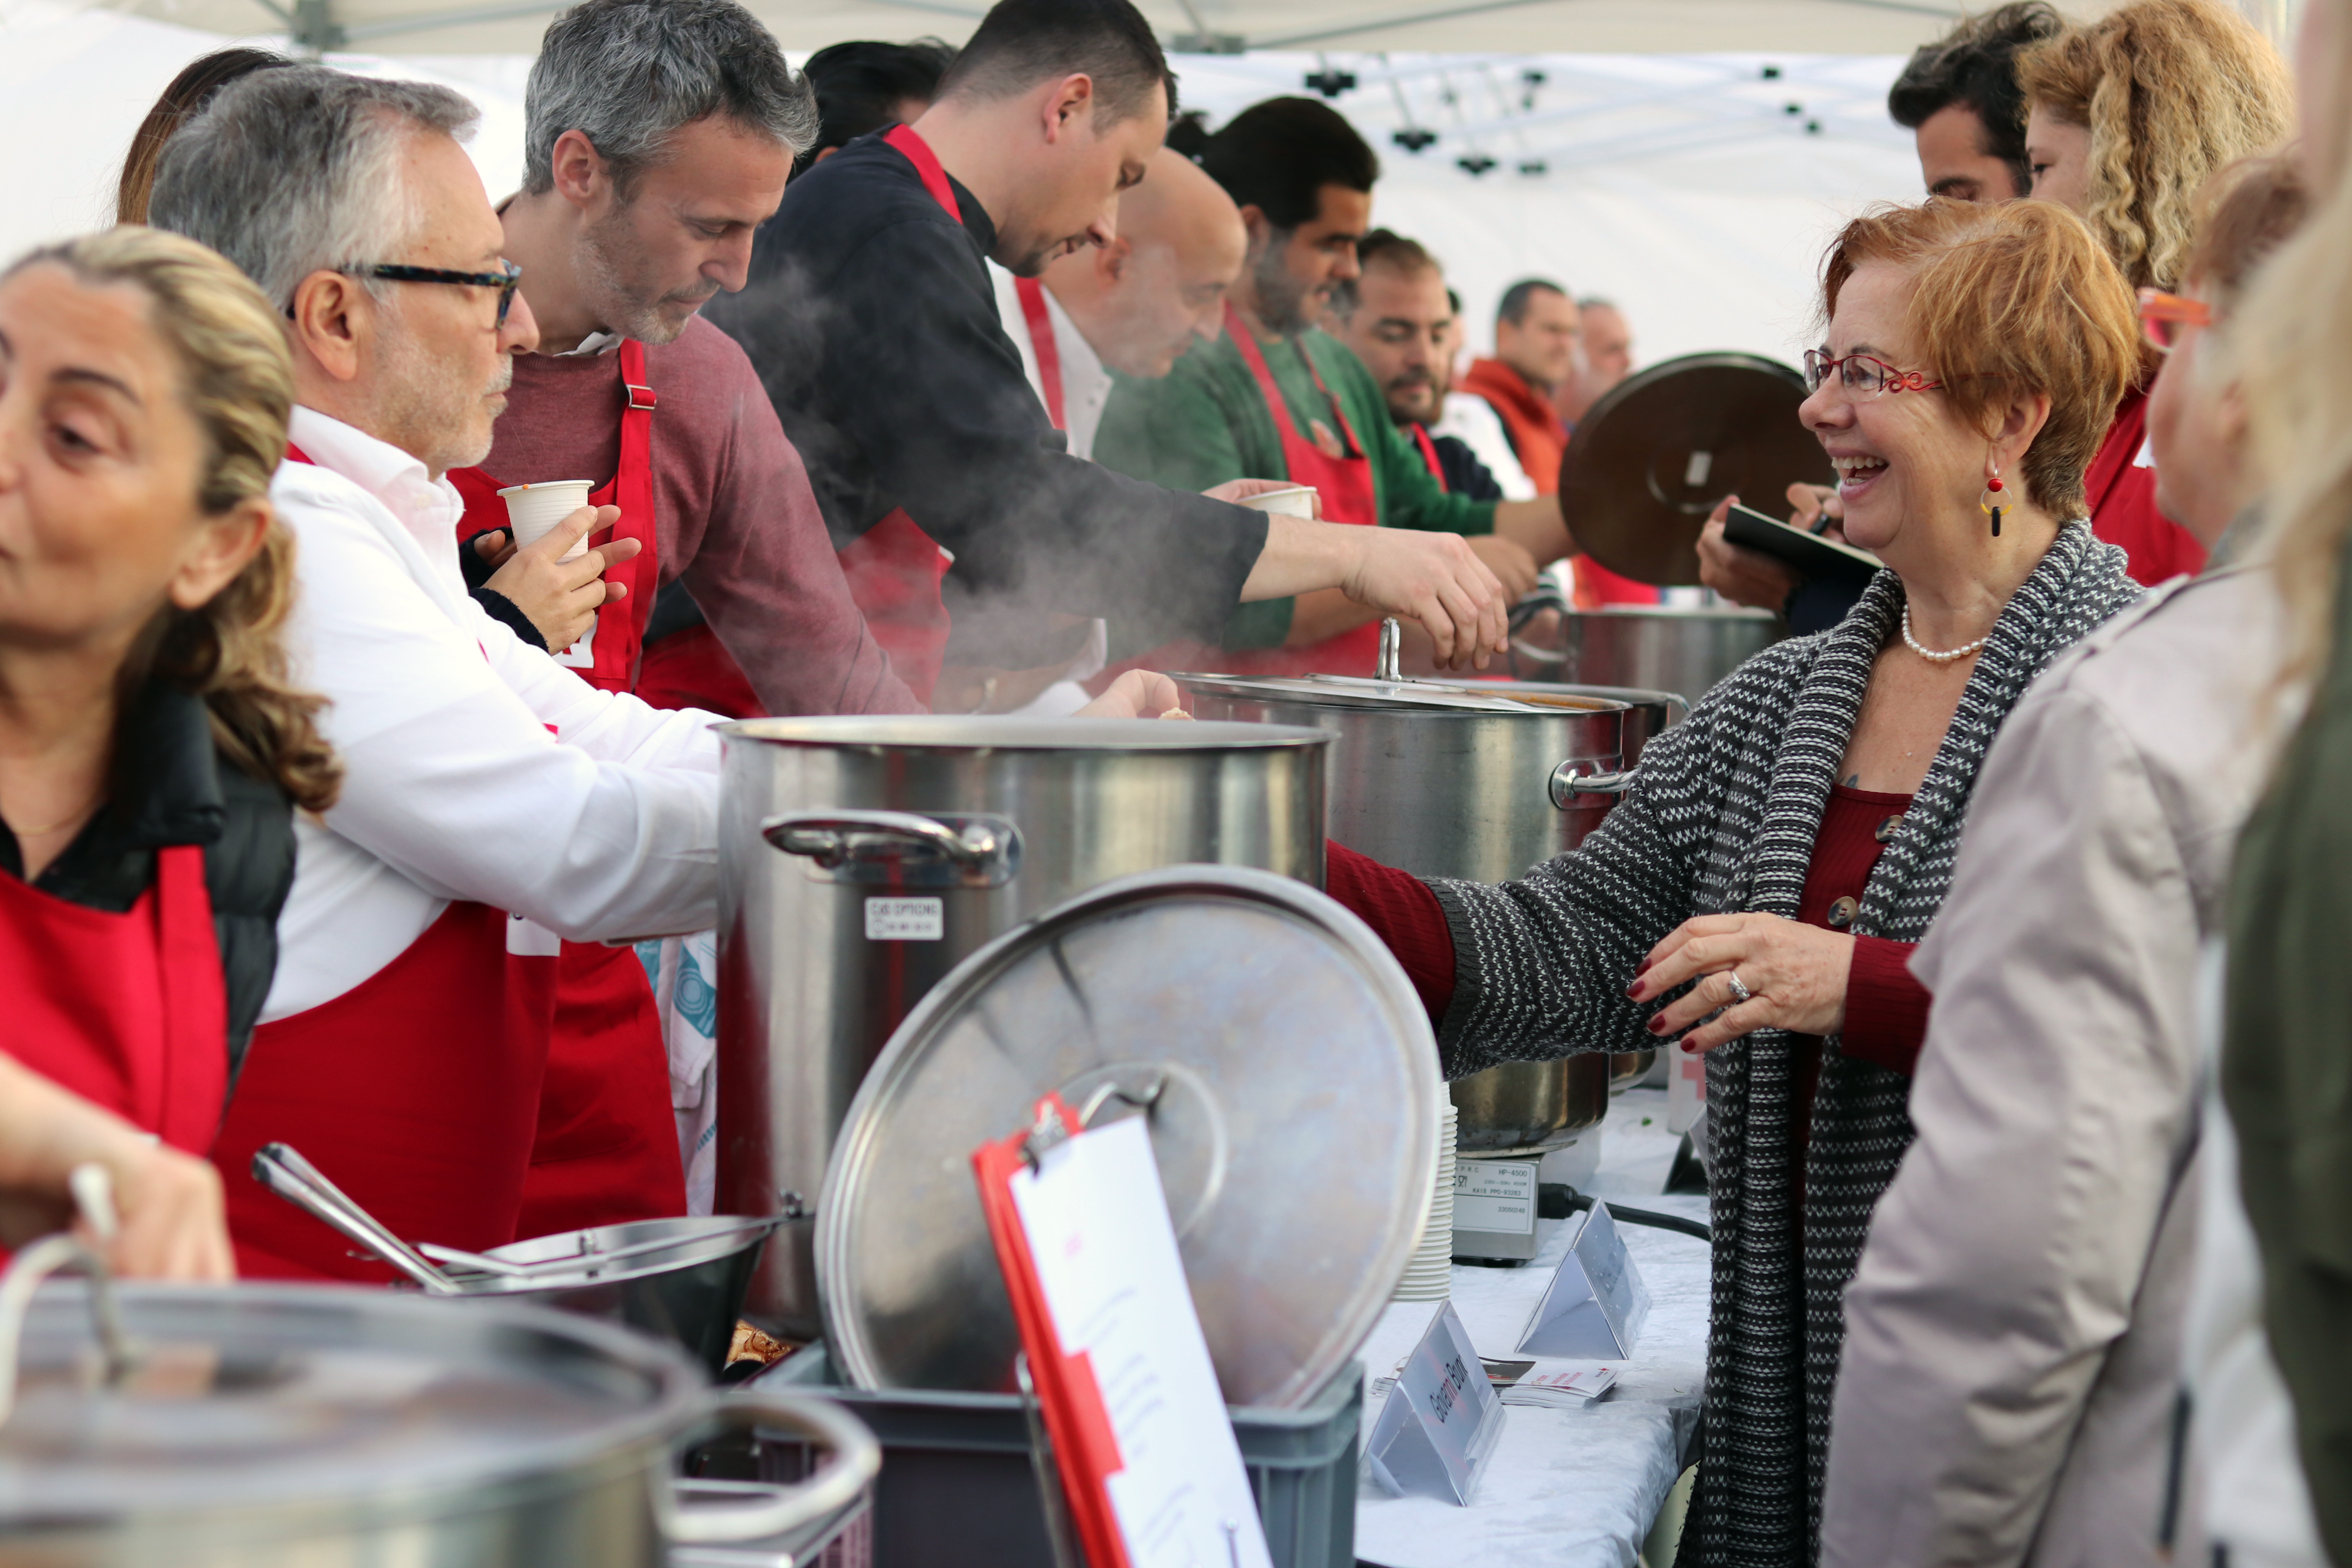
{"left": 1819, "top": 565, "right": 2280, "bottom": 1568}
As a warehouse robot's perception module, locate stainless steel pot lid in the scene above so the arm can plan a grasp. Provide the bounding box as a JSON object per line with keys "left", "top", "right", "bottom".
{"left": 816, "top": 864, "right": 1440, "bottom": 1409}
{"left": 1559, "top": 351, "right": 1831, "bottom": 586}
{"left": 1170, "top": 671, "right": 1632, "bottom": 715}
{"left": 0, "top": 1282, "right": 701, "bottom": 1518}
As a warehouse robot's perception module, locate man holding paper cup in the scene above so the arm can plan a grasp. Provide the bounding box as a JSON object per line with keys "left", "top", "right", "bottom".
{"left": 148, "top": 68, "right": 738, "bottom": 1272}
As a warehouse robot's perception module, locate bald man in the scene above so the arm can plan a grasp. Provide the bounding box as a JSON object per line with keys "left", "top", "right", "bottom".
{"left": 989, "top": 146, "right": 1247, "bottom": 463}
{"left": 971, "top": 148, "right": 1247, "bottom": 713}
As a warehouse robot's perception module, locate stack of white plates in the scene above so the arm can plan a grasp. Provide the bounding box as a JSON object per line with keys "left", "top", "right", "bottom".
{"left": 1391, "top": 1100, "right": 1458, "bottom": 1303}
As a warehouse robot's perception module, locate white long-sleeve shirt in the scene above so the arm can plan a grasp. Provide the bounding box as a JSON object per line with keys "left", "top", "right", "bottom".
{"left": 262, "top": 407, "right": 723, "bottom": 1023}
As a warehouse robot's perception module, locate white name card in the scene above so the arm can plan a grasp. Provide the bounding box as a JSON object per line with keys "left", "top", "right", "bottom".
{"left": 1365, "top": 1301, "right": 1505, "bottom": 1505}
{"left": 864, "top": 896, "right": 943, "bottom": 941}
{"left": 1514, "top": 1203, "right": 1651, "bottom": 1360}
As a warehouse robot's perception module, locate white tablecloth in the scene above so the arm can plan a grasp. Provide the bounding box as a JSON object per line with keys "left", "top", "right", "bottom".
{"left": 1354, "top": 1086, "right": 1710, "bottom": 1568}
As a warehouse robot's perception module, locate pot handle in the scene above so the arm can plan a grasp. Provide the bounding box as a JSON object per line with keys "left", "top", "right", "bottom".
{"left": 762, "top": 809, "right": 1020, "bottom": 889}
{"left": 665, "top": 1390, "right": 879, "bottom": 1562}
{"left": 1550, "top": 760, "right": 1634, "bottom": 810}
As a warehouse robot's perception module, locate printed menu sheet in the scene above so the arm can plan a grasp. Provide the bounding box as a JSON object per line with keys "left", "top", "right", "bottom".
{"left": 994, "top": 1109, "right": 1274, "bottom": 1568}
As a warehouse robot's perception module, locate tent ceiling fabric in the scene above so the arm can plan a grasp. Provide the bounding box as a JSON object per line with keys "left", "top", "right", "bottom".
{"left": 91, "top": 0, "right": 2121, "bottom": 57}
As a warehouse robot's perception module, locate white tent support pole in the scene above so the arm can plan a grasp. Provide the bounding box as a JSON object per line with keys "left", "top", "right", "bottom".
{"left": 339, "top": 0, "right": 564, "bottom": 40}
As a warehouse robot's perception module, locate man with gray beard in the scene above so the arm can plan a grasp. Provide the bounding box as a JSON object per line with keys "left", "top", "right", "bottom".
{"left": 473, "top": 0, "right": 919, "bottom": 721}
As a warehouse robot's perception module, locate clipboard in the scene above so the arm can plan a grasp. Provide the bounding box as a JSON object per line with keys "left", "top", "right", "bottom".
{"left": 1721, "top": 501, "right": 1883, "bottom": 586}
{"left": 972, "top": 1095, "right": 1274, "bottom": 1568}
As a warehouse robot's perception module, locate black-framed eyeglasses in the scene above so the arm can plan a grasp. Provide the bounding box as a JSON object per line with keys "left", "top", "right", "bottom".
{"left": 353, "top": 260, "right": 523, "bottom": 325}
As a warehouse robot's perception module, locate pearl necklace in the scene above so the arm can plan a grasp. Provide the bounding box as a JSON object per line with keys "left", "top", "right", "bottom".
{"left": 1900, "top": 603, "right": 1988, "bottom": 663}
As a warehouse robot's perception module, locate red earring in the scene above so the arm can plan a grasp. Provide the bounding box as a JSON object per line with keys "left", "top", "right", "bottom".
{"left": 1978, "top": 468, "right": 2005, "bottom": 538}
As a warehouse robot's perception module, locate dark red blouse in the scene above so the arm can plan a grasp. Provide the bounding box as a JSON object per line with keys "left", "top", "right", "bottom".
{"left": 1323, "top": 782, "right": 1932, "bottom": 1072}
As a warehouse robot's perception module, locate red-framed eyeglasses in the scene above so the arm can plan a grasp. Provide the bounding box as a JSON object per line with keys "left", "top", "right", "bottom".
{"left": 1803, "top": 349, "right": 1943, "bottom": 397}
{"left": 2137, "top": 288, "right": 2212, "bottom": 352}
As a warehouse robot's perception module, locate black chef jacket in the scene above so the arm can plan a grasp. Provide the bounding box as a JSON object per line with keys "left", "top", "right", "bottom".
{"left": 706, "top": 131, "right": 1271, "bottom": 659}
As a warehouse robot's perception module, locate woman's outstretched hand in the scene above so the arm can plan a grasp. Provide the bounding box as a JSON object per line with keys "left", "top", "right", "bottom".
{"left": 1625, "top": 912, "right": 1855, "bottom": 1052}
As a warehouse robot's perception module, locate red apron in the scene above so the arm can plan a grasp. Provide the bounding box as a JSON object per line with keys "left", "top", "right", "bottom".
{"left": 635, "top": 623, "right": 764, "bottom": 719}
{"left": 0, "top": 845, "right": 226, "bottom": 1155}
{"left": 833, "top": 122, "right": 965, "bottom": 708}
{"left": 1225, "top": 303, "right": 1383, "bottom": 677}
{"left": 443, "top": 354, "right": 687, "bottom": 1238}
{"left": 211, "top": 901, "right": 557, "bottom": 1279}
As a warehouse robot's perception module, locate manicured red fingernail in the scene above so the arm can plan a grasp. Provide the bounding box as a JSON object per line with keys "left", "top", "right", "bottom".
{"left": 1681, "top": 1040, "right": 1700, "bottom": 1054}
{"left": 1647, "top": 1014, "right": 1668, "bottom": 1034}
{"left": 1636, "top": 956, "right": 1654, "bottom": 975}
{"left": 1625, "top": 980, "right": 1645, "bottom": 999}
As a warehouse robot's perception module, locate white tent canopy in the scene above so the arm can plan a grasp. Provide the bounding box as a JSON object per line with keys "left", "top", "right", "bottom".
{"left": 0, "top": 0, "right": 1942, "bottom": 365}
{"left": 90, "top": 0, "right": 2127, "bottom": 57}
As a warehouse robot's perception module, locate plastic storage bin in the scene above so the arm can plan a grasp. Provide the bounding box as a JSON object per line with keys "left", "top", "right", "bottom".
{"left": 717, "top": 1342, "right": 1361, "bottom": 1568}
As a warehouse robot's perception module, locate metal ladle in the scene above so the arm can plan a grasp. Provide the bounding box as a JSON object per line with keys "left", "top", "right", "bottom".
{"left": 249, "top": 1144, "right": 461, "bottom": 1295}
{"left": 416, "top": 1216, "right": 783, "bottom": 1281}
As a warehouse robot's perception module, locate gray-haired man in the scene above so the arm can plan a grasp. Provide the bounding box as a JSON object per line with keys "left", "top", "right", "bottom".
{"left": 468, "top": 0, "right": 919, "bottom": 720}
{"left": 148, "top": 66, "right": 730, "bottom": 1275}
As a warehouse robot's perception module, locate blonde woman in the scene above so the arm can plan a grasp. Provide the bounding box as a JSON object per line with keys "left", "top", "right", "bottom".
{"left": 2213, "top": 0, "right": 2352, "bottom": 1558}
{"left": 0, "top": 227, "right": 336, "bottom": 1240}
{"left": 2017, "top": 0, "right": 2292, "bottom": 585}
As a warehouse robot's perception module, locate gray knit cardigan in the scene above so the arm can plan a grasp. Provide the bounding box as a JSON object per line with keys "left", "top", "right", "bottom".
{"left": 1426, "top": 522, "right": 2142, "bottom": 1568}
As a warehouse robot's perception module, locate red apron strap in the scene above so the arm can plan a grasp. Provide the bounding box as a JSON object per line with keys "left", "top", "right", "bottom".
{"left": 446, "top": 341, "right": 659, "bottom": 694}
{"left": 837, "top": 119, "right": 966, "bottom": 708}
{"left": 1410, "top": 424, "right": 1448, "bottom": 494}
{"left": 1224, "top": 302, "right": 1366, "bottom": 462}
{"left": 153, "top": 845, "right": 230, "bottom": 1151}
{"left": 284, "top": 444, "right": 315, "bottom": 466}
{"left": 884, "top": 123, "right": 962, "bottom": 222}
{"left": 1015, "top": 277, "right": 1067, "bottom": 432}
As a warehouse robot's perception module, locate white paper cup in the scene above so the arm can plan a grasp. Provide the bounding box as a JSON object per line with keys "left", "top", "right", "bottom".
{"left": 1236, "top": 484, "right": 1318, "bottom": 519}
{"left": 498, "top": 480, "right": 595, "bottom": 561}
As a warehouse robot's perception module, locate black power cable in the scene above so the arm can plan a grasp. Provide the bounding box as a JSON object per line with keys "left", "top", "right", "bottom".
{"left": 1538, "top": 1183, "right": 1711, "bottom": 1243}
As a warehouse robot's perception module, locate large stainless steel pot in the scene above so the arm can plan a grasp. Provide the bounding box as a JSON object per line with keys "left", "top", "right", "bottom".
{"left": 715, "top": 717, "right": 1331, "bottom": 1339}
{"left": 1509, "top": 599, "right": 1781, "bottom": 705}
{"left": 0, "top": 1242, "right": 876, "bottom": 1567}
{"left": 1173, "top": 660, "right": 1644, "bottom": 1154}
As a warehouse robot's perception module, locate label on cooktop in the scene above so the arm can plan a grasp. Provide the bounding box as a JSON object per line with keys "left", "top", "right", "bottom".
{"left": 1454, "top": 1160, "right": 1537, "bottom": 1236}
{"left": 865, "top": 896, "right": 943, "bottom": 941}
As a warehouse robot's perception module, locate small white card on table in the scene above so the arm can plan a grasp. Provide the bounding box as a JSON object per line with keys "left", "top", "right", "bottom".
{"left": 1365, "top": 1301, "right": 1505, "bottom": 1505}
{"left": 1514, "top": 1203, "right": 1651, "bottom": 1359}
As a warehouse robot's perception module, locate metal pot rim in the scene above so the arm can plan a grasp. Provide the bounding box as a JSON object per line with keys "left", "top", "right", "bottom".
{"left": 1570, "top": 604, "right": 1781, "bottom": 622}
{"left": 1169, "top": 672, "right": 1638, "bottom": 717}
{"left": 0, "top": 1283, "right": 711, "bottom": 1521}
{"left": 717, "top": 716, "right": 1336, "bottom": 752}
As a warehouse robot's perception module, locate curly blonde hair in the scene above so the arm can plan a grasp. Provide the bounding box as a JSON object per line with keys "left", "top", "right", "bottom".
{"left": 7, "top": 228, "right": 339, "bottom": 812}
{"left": 1821, "top": 198, "right": 2141, "bottom": 518}
{"left": 2016, "top": 0, "right": 2293, "bottom": 292}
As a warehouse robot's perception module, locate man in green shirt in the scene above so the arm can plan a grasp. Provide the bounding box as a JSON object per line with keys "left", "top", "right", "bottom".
{"left": 1095, "top": 97, "right": 1567, "bottom": 671}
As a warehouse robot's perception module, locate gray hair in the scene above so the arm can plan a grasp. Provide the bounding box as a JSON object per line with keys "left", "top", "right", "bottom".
{"left": 1576, "top": 296, "right": 1621, "bottom": 314}
{"left": 523, "top": 0, "right": 816, "bottom": 197}
{"left": 149, "top": 66, "right": 478, "bottom": 312}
